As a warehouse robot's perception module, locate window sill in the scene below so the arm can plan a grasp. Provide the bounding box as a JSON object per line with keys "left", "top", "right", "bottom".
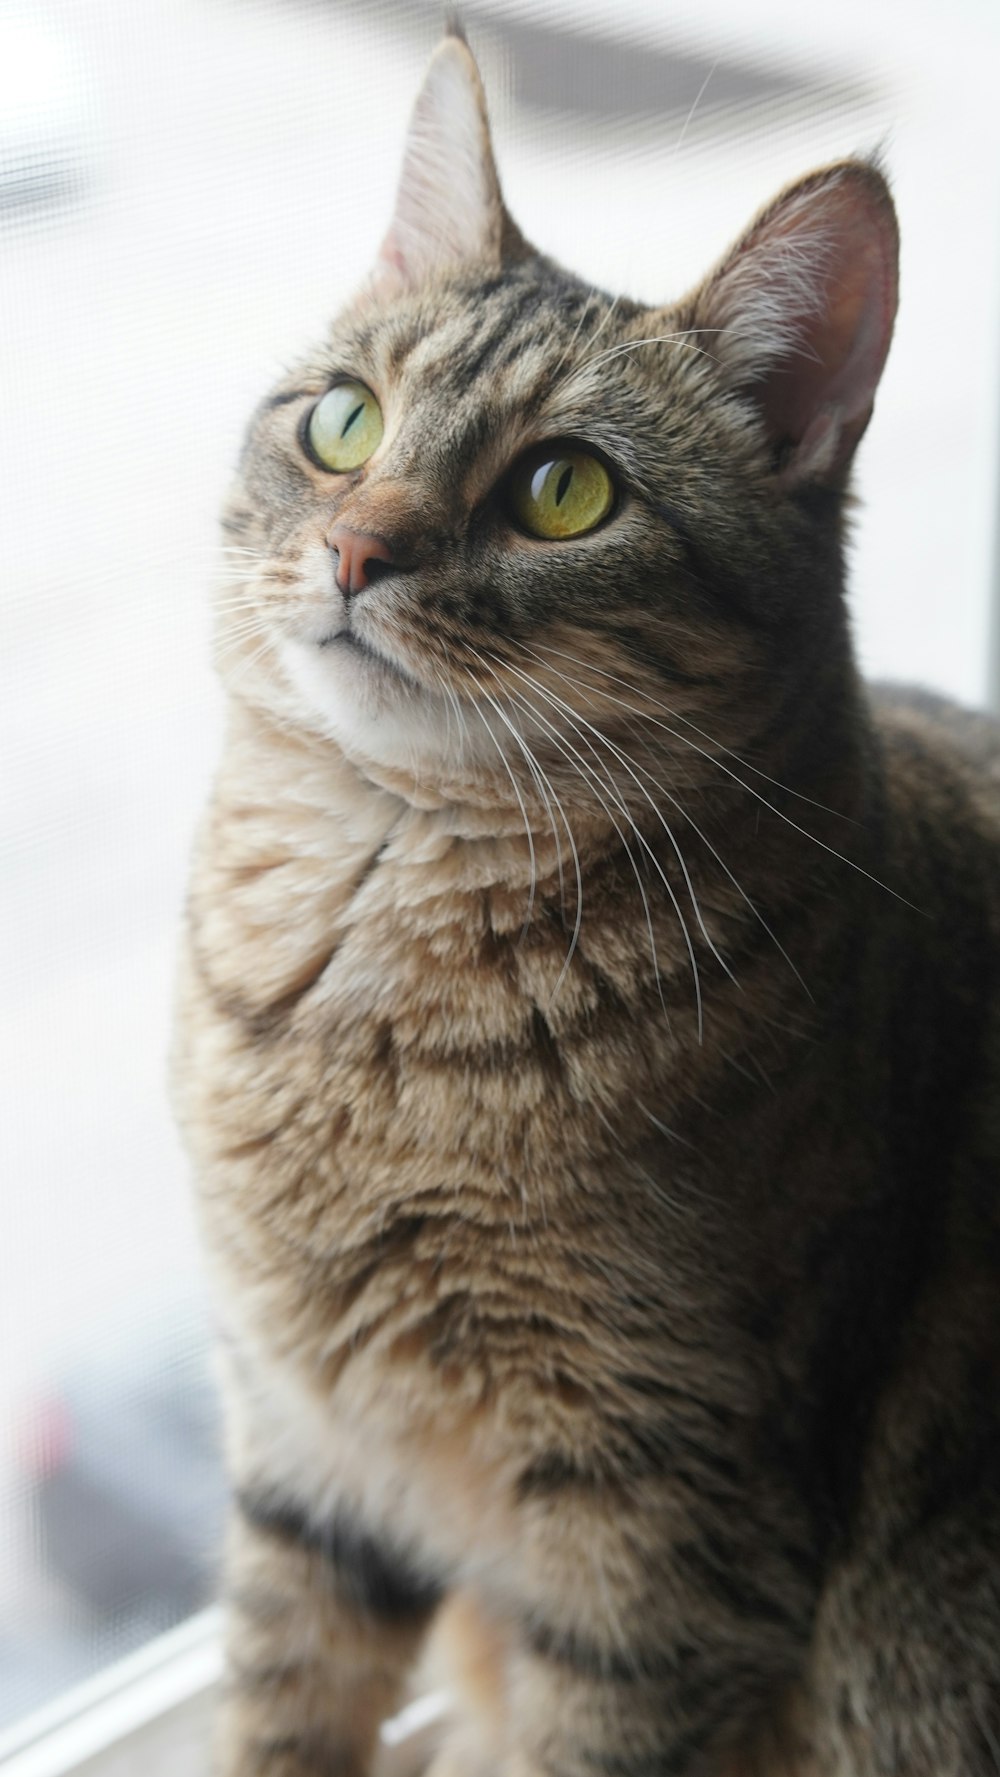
{"left": 0, "top": 1613, "right": 448, "bottom": 1777}
{"left": 0, "top": 1612, "right": 222, "bottom": 1777}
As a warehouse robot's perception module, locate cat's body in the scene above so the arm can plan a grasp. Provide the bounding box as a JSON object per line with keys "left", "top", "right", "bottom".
{"left": 173, "top": 33, "right": 1000, "bottom": 1777}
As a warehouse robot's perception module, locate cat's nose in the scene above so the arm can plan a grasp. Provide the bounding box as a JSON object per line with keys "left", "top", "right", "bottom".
{"left": 327, "top": 525, "right": 396, "bottom": 599}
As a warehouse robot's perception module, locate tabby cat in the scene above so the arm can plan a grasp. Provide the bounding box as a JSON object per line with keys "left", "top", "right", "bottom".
{"left": 173, "top": 29, "right": 1000, "bottom": 1777}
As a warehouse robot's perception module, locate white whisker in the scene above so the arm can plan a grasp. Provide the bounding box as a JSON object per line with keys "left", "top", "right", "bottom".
{"left": 549, "top": 285, "right": 602, "bottom": 383}
{"left": 504, "top": 653, "right": 734, "bottom": 993}
{"left": 556, "top": 330, "right": 722, "bottom": 401}
{"left": 493, "top": 658, "right": 709, "bottom": 1041}
{"left": 470, "top": 653, "right": 584, "bottom": 1005}
{"left": 496, "top": 678, "right": 675, "bottom": 1041}
{"left": 673, "top": 57, "right": 719, "bottom": 154}
{"left": 517, "top": 645, "right": 808, "bottom": 999}
{"left": 536, "top": 639, "right": 859, "bottom": 824}
{"left": 464, "top": 680, "right": 539, "bottom": 942}
{"left": 530, "top": 643, "right": 921, "bottom": 911}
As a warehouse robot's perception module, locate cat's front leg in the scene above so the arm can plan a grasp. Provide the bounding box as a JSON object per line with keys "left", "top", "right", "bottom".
{"left": 215, "top": 1487, "right": 442, "bottom": 1776}
{"left": 493, "top": 1633, "right": 788, "bottom": 1777}
{"left": 476, "top": 1498, "right": 811, "bottom": 1777}
{"left": 497, "top": 1630, "right": 719, "bottom": 1777}
{"left": 430, "top": 1626, "right": 681, "bottom": 1777}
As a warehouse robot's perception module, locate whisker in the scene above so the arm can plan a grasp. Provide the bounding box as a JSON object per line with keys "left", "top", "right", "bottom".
{"left": 673, "top": 56, "right": 719, "bottom": 153}
{"left": 631, "top": 1099, "right": 698, "bottom": 1155}
{"left": 449, "top": 679, "right": 474, "bottom": 771}
{"left": 504, "top": 652, "right": 735, "bottom": 991}
{"left": 470, "top": 654, "right": 585, "bottom": 1005}
{"left": 517, "top": 645, "right": 808, "bottom": 999}
{"left": 211, "top": 597, "right": 278, "bottom": 615}
{"left": 507, "top": 679, "right": 699, "bottom": 1040}
{"left": 464, "top": 680, "right": 539, "bottom": 943}
{"left": 535, "top": 639, "right": 860, "bottom": 824}
{"left": 557, "top": 330, "right": 722, "bottom": 399}
{"left": 494, "top": 658, "right": 711, "bottom": 1040}
{"left": 529, "top": 643, "right": 922, "bottom": 911}
{"left": 575, "top": 289, "right": 623, "bottom": 358}
{"left": 215, "top": 615, "right": 272, "bottom": 649}
{"left": 548, "top": 290, "right": 626, "bottom": 400}
{"left": 468, "top": 654, "right": 569, "bottom": 918}
{"left": 549, "top": 285, "right": 602, "bottom": 382}
{"left": 221, "top": 630, "right": 279, "bottom": 696}
{"left": 496, "top": 679, "right": 676, "bottom": 1042}
{"left": 472, "top": 661, "right": 560, "bottom": 886}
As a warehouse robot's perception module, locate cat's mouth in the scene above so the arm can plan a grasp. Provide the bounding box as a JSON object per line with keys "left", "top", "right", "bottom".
{"left": 315, "top": 626, "right": 422, "bottom": 693}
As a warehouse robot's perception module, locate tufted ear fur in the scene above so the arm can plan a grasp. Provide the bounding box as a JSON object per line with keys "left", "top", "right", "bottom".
{"left": 682, "top": 161, "right": 899, "bottom": 485}
{"left": 374, "top": 33, "right": 522, "bottom": 291}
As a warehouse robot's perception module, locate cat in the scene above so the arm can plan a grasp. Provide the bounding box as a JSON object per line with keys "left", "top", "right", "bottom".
{"left": 172, "top": 27, "right": 1000, "bottom": 1777}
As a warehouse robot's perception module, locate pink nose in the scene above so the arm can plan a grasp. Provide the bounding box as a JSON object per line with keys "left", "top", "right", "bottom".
{"left": 327, "top": 525, "right": 395, "bottom": 598}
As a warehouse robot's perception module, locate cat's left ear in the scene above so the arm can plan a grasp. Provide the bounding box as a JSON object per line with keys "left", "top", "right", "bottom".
{"left": 373, "top": 32, "right": 521, "bottom": 291}
{"left": 683, "top": 161, "right": 899, "bottom": 484}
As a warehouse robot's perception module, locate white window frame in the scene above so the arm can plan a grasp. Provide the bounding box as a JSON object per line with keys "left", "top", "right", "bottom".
{"left": 1, "top": 5, "right": 995, "bottom": 1770}
{"left": 0, "top": 1613, "right": 221, "bottom": 1777}
{"left": 0, "top": 1614, "right": 447, "bottom": 1777}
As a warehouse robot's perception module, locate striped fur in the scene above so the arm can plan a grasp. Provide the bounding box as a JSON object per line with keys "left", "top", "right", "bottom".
{"left": 173, "top": 31, "right": 1000, "bottom": 1777}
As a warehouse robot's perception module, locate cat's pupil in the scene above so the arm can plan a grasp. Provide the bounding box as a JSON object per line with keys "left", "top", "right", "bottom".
{"left": 555, "top": 464, "right": 573, "bottom": 506}
{"left": 341, "top": 402, "right": 365, "bottom": 438}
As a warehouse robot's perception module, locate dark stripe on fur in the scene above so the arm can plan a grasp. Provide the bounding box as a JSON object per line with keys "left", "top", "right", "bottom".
{"left": 655, "top": 501, "right": 780, "bottom": 631}
{"left": 676, "top": 1535, "right": 797, "bottom": 1628}
{"left": 582, "top": 1745, "right": 706, "bottom": 1777}
{"left": 524, "top": 1614, "right": 672, "bottom": 1682}
{"left": 247, "top": 1733, "right": 354, "bottom": 1774}
{"left": 596, "top": 617, "right": 721, "bottom": 689}
{"left": 515, "top": 1437, "right": 676, "bottom": 1500}
{"left": 228, "top": 1657, "right": 303, "bottom": 1696}
{"left": 453, "top": 316, "right": 521, "bottom": 388}
{"left": 236, "top": 1489, "right": 444, "bottom": 1621}
{"left": 261, "top": 388, "right": 310, "bottom": 411}
{"left": 515, "top": 1450, "right": 607, "bottom": 1500}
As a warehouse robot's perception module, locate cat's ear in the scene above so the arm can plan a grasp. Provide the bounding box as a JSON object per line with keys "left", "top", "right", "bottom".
{"left": 684, "top": 161, "right": 899, "bottom": 484}
{"left": 373, "top": 32, "right": 519, "bottom": 290}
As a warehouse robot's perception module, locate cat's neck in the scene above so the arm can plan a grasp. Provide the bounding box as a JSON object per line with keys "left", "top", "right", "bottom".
{"left": 209, "top": 679, "right": 880, "bottom": 920}
{"left": 214, "top": 694, "right": 621, "bottom": 863}
{"left": 196, "top": 688, "right": 879, "bottom": 1048}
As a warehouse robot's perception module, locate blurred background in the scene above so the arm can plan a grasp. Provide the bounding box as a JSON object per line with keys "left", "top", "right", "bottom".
{"left": 1, "top": 0, "right": 999, "bottom": 1743}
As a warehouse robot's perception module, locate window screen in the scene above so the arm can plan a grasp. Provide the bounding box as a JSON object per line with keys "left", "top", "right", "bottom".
{"left": 1, "top": 0, "right": 997, "bottom": 1739}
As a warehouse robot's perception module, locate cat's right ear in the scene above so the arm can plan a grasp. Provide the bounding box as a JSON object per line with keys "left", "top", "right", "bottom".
{"left": 682, "top": 161, "right": 899, "bottom": 485}
{"left": 370, "top": 32, "right": 521, "bottom": 293}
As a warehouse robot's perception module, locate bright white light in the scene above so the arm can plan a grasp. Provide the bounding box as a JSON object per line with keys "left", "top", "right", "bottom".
{"left": 0, "top": 10, "right": 92, "bottom": 193}
{"left": 0, "top": 15, "right": 77, "bottom": 120}
{"left": 380, "top": 1688, "right": 452, "bottom": 1745}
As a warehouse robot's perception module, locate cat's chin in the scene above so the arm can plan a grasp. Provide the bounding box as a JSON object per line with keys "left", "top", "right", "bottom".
{"left": 277, "top": 634, "right": 493, "bottom": 779}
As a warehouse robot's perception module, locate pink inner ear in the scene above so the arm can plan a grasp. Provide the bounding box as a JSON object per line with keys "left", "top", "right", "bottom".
{"left": 371, "top": 35, "right": 506, "bottom": 295}
{"left": 769, "top": 220, "right": 892, "bottom": 437}
{"left": 727, "top": 168, "right": 899, "bottom": 480}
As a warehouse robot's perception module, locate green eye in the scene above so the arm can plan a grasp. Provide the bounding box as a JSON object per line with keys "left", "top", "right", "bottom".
{"left": 307, "top": 380, "right": 383, "bottom": 471}
{"left": 509, "top": 448, "right": 615, "bottom": 540}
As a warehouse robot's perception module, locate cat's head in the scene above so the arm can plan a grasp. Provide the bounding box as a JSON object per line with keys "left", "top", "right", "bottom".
{"left": 219, "top": 31, "right": 898, "bottom": 809}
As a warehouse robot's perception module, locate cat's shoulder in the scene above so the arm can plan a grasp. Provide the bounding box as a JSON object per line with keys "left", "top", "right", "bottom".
{"left": 868, "top": 683, "right": 1000, "bottom": 880}
{"left": 870, "top": 683, "right": 1000, "bottom": 779}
